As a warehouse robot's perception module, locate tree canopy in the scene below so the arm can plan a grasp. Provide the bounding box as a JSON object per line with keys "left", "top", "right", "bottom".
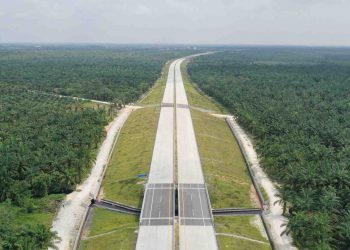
{"left": 0, "top": 45, "right": 193, "bottom": 102}
{"left": 0, "top": 83, "right": 109, "bottom": 248}
{"left": 188, "top": 48, "right": 350, "bottom": 249}
{"left": 0, "top": 45, "right": 197, "bottom": 248}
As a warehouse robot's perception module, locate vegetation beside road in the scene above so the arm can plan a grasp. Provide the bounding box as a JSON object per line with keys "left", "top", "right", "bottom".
{"left": 181, "top": 60, "right": 226, "bottom": 113}
{"left": 215, "top": 216, "right": 271, "bottom": 250}
{"left": 0, "top": 45, "right": 198, "bottom": 249}
{"left": 81, "top": 207, "right": 138, "bottom": 250}
{"left": 103, "top": 107, "right": 160, "bottom": 207}
{"left": 189, "top": 48, "right": 350, "bottom": 249}
{"left": 183, "top": 54, "right": 257, "bottom": 209}
{"left": 0, "top": 84, "right": 108, "bottom": 249}
{"left": 191, "top": 109, "right": 257, "bottom": 208}
{"left": 0, "top": 45, "right": 194, "bottom": 103}
{"left": 139, "top": 61, "right": 171, "bottom": 105}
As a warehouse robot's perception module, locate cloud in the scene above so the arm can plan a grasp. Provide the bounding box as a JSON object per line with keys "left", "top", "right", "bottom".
{"left": 0, "top": 0, "right": 349, "bottom": 45}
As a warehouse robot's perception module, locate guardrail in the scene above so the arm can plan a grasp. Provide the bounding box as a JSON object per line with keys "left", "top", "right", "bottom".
{"left": 225, "top": 116, "right": 276, "bottom": 250}
{"left": 225, "top": 117, "right": 268, "bottom": 209}
{"left": 95, "top": 199, "right": 141, "bottom": 215}
{"left": 212, "top": 208, "right": 262, "bottom": 216}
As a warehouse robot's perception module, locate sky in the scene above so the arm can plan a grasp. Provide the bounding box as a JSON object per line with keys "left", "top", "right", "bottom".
{"left": 0, "top": 0, "right": 350, "bottom": 46}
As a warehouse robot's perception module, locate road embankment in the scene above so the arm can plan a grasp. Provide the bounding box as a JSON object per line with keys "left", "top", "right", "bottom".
{"left": 50, "top": 106, "right": 135, "bottom": 250}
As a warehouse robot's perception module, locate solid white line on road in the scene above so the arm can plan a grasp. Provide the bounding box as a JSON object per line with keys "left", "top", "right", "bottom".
{"left": 142, "top": 217, "right": 173, "bottom": 220}
{"left": 149, "top": 188, "right": 155, "bottom": 225}
{"left": 197, "top": 188, "right": 205, "bottom": 226}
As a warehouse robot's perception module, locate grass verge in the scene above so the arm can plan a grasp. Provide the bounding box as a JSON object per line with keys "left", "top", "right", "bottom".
{"left": 182, "top": 60, "right": 226, "bottom": 113}
{"left": 191, "top": 109, "right": 257, "bottom": 208}
{"left": 139, "top": 61, "right": 171, "bottom": 105}
{"left": 80, "top": 207, "right": 138, "bottom": 250}
{"left": 102, "top": 107, "right": 160, "bottom": 207}
{"left": 215, "top": 216, "right": 271, "bottom": 250}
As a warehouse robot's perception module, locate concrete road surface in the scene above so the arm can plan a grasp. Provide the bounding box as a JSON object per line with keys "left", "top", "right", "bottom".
{"left": 137, "top": 56, "right": 218, "bottom": 250}
{"left": 136, "top": 226, "right": 174, "bottom": 250}
{"left": 179, "top": 226, "right": 218, "bottom": 250}
{"left": 176, "top": 106, "right": 204, "bottom": 184}
{"left": 136, "top": 59, "right": 179, "bottom": 250}
{"left": 178, "top": 184, "right": 212, "bottom": 226}
{"left": 147, "top": 107, "right": 174, "bottom": 184}
{"left": 140, "top": 184, "right": 174, "bottom": 226}
{"left": 175, "top": 58, "right": 218, "bottom": 250}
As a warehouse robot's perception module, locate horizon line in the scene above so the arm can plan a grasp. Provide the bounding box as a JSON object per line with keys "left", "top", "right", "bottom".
{"left": 1, "top": 42, "right": 350, "bottom": 48}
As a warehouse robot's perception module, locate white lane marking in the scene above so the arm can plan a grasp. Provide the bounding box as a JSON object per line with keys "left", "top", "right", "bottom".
{"left": 197, "top": 188, "right": 205, "bottom": 225}
{"left": 142, "top": 217, "right": 173, "bottom": 220}
{"left": 178, "top": 217, "right": 211, "bottom": 219}
{"left": 192, "top": 209, "right": 195, "bottom": 216}
{"left": 190, "top": 193, "right": 192, "bottom": 201}
{"left": 160, "top": 195, "right": 162, "bottom": 202}
{"left": 148, "top": 188, "right": 155, "bottom": 226}
{"left": 146, "top": 187, "right": 173, "bottom": 190}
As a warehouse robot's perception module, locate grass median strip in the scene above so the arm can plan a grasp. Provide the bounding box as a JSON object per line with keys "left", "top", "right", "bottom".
{"left": 215, "top": 216, "right": 271, "bottom": 250}
{"left": 81, "top": 207, "right": 138, "bottom": 250}
{"left": 102, "top": 107, "right": 160, "bottom": 207}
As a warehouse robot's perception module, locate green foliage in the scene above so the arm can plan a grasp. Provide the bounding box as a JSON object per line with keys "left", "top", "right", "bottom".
{"left": 285, "top": 212, "right": 333, "bottom": 249}
{"left": 0, "top": 45, "right": 196, "bottom": 249}
{"left": 188, "top": 48, "right": 350, "bottom": 249}
{"left": 0, "top": 203, "right": 56, "bottom": 250}
{"left": 32, "top": 174, "right": 48, "bottom": 198}
{"left": 0, "top": 84, "right": 108, "bottom": 247}
{"left": 1, "top": 224, "right": 55, "bottom": 250}
{"left": 0, "top": 84, "right": 108, "bottom": 203}
{"left": 0, "top": 45, "right": 194, "bottom": 102}
{"left": 181, "top": 60, "right": 226, "bottom": 113}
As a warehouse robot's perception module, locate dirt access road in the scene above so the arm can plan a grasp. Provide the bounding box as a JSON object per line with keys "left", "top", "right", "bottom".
{"left": 50, "top": 106, "right": 137, "bottom": 250}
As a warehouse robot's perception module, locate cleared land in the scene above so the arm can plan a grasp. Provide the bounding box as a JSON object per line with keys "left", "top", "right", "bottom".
{"left": 102, "top": 107, "right": 160, "bottom": 207}
{"left": 80, "top": 208, "right": 138, "bottom": 250}
{"left": 215, "top": 216, "right": 271, "bottom": 250}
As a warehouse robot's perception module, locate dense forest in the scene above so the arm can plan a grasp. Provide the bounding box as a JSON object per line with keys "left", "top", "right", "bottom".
{"left": 0, "top": 45, "right": 193, "bottom": 102}
{"left": 0, "top": 45, "right": 197, "bottom": 249}
{"left": 188, "top": 48, "right": 350, "bottom": 249}
{"left": 0, "top": 83, "right": 108, "bottom": 249}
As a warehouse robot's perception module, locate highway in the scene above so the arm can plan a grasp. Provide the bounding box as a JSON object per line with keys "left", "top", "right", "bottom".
{"left": 135, "top": 60, "right": 178, "bottom": 250}
{"left": 175, "top": 59, "right": 218, "bottom": 250}
{"left": 136, "top": 56, "right": 218, "bottom": 250}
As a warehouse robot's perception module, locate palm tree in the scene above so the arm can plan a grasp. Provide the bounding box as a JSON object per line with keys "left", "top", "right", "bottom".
{"left": 274, "top": 186, "right": 292, "bottom": 215}
{"left": 338, "top": 209, "right": 350, "bottom": 248}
